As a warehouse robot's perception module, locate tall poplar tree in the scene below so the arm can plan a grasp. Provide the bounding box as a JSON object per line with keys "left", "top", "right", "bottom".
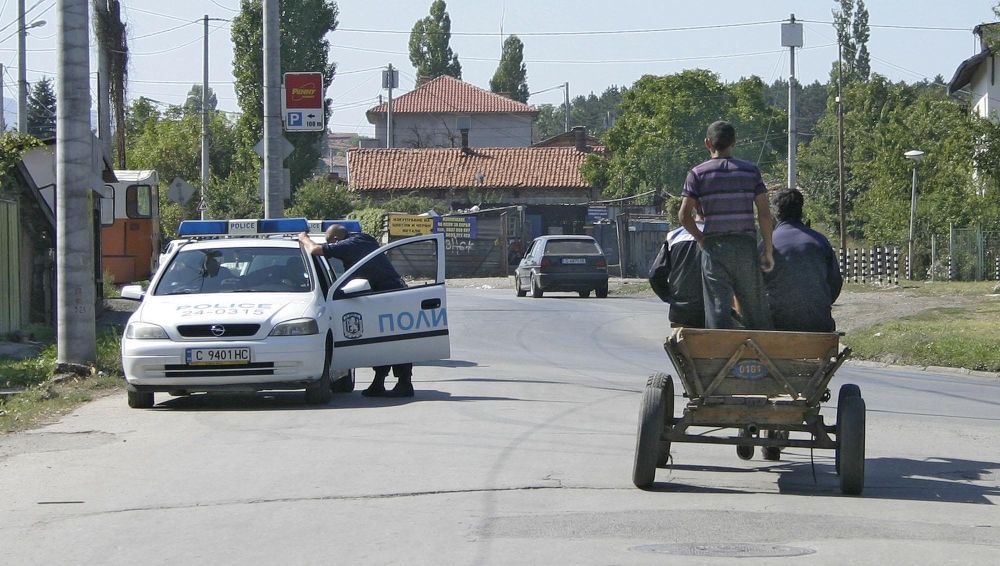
{"left": 490, "top": 35, "right": 529, "bottom": 103}
{"left": 409, "top": 0, "right": 462, "bottom": 82}
{"left": 231, "top": 0, "right": 338, "bottom": 192}
{"left": 833, "top": 0, "right": 871, "bottom": 83}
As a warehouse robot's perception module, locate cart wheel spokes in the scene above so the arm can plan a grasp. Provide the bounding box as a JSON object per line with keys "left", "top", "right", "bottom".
{"left": 838, "top": 394, "right": 866, "bottom": 495}
{"left": 835, "top": 383, "right": 861, "bottom": 475}
{"left": 633, "top": 373, "right": 671, "bottom": 488}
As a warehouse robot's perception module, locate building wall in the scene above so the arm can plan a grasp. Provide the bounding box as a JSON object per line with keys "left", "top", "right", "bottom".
{"left": 970, "top": 56, "right": 997, "bottom": 120}
{"left": 372, "top": 113, "right": 534, "bottom": 148}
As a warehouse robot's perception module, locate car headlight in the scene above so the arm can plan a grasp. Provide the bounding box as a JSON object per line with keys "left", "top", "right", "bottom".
{"left": 269, "top": 318, "right": 319, "bottom": 336}
{"left": 125, "top": 322, "right": 168, "bottom": 339}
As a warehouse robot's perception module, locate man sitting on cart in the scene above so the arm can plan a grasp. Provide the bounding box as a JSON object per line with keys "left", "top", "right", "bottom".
{"left": 761, "top": 188, "right": 843, "bottom": 332}
{"left": 678, "top": 121, "right": 774, "bottom": 330}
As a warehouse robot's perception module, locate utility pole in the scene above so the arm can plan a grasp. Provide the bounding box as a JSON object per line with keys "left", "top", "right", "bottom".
{"left": 56, "top": 0, "right": 97, "bottom": 364}
{"left": 384, "top": 63, "right": 397, "bottom": 148}
{"left": 837, "top": 40, "right": 847, "bottom": 250}
{"left": 17, "top": 0, "right": 27, "bottom": 132}
{"left": 262, "top": 0, "right": 283, "bottom": 218}
{"left": 563, "top": 82, "right": 570, "bottom": 132}
{"left": 782, "top": 14, "right": 803, "bottom": 190}
{"left": 201, "top": 14, "right": 209, "bottom": 219}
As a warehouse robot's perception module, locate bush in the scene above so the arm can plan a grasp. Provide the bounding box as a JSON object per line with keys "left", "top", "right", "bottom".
{"left": 284, "top": 176, "right": 355, "bottom": 220}
{"left": 349, "top": 207, "right": 388, "bottom": 238}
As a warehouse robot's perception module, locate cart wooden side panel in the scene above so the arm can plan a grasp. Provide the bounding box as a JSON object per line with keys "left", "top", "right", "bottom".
{"left": 669, "top": 328, "right": 843, "bottom": 401}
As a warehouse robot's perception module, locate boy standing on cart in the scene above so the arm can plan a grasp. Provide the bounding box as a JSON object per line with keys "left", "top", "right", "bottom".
{"left": 677, "top": 121, "right": 774, "bottom": 330}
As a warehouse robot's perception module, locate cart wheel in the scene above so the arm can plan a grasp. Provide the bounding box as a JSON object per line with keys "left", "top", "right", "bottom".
{"left": 838, "top": 395, "right": 866, "bottom": 495}
{"left": 761, "top": 430, "right": 787, "bottom": 461}
{"left": 835, "top": 384, "right": 862, "bottom": 475}
{"left": 656, "top": 377, "right": 675, "bottom": 468}
{"left": 737, "top": 428, "right": 754, "bottom": 460}
{"left": 633, "top": 373, "right": 670, "bottom": 488}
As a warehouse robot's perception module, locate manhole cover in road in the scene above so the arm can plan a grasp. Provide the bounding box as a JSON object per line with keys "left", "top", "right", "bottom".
{"left": 632, "top": 542, "right": 816, "bottom": 558}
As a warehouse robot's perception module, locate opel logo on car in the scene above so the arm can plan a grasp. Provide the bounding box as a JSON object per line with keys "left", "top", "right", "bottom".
{"left": 210, "top": 325, "right": 226, "bottom": 337}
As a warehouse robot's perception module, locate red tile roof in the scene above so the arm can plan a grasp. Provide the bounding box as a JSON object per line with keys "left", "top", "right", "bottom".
{"left": 348, "top": 147, "right": 595, "bottom": 191}
{"left": 366, "top": 75, "right": 537, "bottom": 116}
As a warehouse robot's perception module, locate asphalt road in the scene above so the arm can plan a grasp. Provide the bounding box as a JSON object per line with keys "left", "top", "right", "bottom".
{"left": 1, "top": 288, "right": 998, "bottom": 565}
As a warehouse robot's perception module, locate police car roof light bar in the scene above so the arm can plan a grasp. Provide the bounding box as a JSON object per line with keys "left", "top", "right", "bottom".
{"left": 307, "top": 219, "right": 363, "bottom": 235}
{"left": 178, "top": 218, "right": 310, "bottom": 237}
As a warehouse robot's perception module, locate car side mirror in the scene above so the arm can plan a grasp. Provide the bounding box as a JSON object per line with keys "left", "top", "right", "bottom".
{"left": 121, "top": 284, "right": 145, "bottom": 301}
{"left": 332, "top": 278, "right": 372, "bottom": 299}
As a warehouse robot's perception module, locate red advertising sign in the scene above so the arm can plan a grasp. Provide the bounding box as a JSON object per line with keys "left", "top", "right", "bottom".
{"left": 284, "top": 72, "right": 323, "bottom": 109}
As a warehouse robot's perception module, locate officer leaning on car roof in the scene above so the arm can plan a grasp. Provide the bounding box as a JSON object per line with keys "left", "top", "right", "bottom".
{"left": 298, "top": 224, "right": 415, "bottom": 398}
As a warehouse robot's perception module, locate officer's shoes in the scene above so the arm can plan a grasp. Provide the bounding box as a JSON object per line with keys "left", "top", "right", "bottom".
{"left": 388, "top": 383, "right": 414, "bottom": 398}
{"left": 362, "top": 385, "right": 387, "bottom": 397}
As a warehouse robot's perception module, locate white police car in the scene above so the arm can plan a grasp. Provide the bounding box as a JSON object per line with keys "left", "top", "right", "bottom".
{"left": 120, "top": 218, "right": 450, "bottom": 408}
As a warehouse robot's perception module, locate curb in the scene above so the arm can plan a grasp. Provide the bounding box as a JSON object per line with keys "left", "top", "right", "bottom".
{"left": 845, "top": 359, "right": 1000, "bottom": 380}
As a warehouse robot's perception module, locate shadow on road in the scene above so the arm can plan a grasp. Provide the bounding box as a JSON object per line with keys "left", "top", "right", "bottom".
{"left": 150, "top": 388, "right": 523, "bottom": 411}
{"left": 642, "top": 456, "right": 1000, "bottom": 504}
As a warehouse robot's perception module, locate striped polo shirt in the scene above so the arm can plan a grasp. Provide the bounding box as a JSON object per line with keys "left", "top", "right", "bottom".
{"left": 682, "top": 157, "right": 766, "bottom": 236}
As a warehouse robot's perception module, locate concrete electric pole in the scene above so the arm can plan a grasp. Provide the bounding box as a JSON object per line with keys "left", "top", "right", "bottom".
{"left": 782, "top": 14, "right": 803, "bottom": 190}
{"left": 262, "top": 0, "right": 283, "bottom": 218}
{"left": 384, "top": 63, "right": 397, "bottom": 148}
{"left": 17, "top": 0, "right": 27, "bottom": 133}
{"left": 201, "top": 14, "right": 209, "bottom": 219}
{"left": 56, "top": 0, "right": 97, "bottom": 364}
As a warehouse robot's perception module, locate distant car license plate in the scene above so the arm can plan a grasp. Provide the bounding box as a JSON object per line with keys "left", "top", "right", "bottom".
{"left": 186, "top": 347, "right": 252, "bottom": 365}
{"left": 562, "top": 258, "right": 587, "bottom": 264}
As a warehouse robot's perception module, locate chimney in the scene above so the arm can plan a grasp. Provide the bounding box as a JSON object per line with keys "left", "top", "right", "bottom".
{"left": 573, "top": 126, "right": 587, "bottom": 152}
{"left": 460, "top": 129, "right": 471, "bottom": 154}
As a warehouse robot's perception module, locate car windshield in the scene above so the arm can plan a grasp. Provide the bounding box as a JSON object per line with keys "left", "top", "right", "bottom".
{"left": 545, "top": 240, "right": 601, "bottom": 255}
{"left": 153, "top": 247, "right": 311, "bottom": 295}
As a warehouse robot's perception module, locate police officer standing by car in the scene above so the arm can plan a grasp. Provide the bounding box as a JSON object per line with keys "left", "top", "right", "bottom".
{"left": 298, "top": 225, "right": 415, "bottom": 397}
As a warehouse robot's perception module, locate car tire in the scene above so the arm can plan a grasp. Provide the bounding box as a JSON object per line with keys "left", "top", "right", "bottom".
{"left": 306, "top": 337, "right": 334, "bottom": 404}
{"left": 838, "top": 395, "right": 866, "bottom": 495}
{"left": 578, "top": 290, "right": 590, "bottom": 298}
{"left": 515, "top": 275, "right": 527, "bottom": 297}
{"left": 595, "top": 284, "right": 609, "bottom": 298}
{"left": 633, "top": 373, "right": 671, "bottom": 488}
{"left": 835, "top": 384, "right": 861, "bottom": 474}
{"left": 530, "top": 274, "right": 543, "bottom": 298}
{"left": 331, "top": 369, "right": 355, "bottom": 393}
{"left": 127, "top": 387, "right": 154, "bottom": 409}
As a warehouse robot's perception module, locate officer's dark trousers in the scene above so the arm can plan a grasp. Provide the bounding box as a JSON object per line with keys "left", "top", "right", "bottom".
{"left": 374, "top": 363, "right": 413, "bottom": 382}
{"left": 701, "top": 234, "right": 773, "bottom": 330}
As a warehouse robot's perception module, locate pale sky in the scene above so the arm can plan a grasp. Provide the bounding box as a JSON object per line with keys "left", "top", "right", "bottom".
{"left": 0, "top": 0, "right": 995, "bottom": 135}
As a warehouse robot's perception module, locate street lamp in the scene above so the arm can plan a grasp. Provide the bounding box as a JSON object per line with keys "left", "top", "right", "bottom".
{"left": 904, "top": 149, "right": 925, "bottom": 280}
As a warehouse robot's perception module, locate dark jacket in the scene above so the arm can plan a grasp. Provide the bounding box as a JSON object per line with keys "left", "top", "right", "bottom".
{"left": 649, "top": 224, "right": 705, "bottom": 327}
{"left": 321, "top": 233, "right": 405, "bottom": 291}
{"left": 762, "top": 221, "right": 842, "bottom": 332}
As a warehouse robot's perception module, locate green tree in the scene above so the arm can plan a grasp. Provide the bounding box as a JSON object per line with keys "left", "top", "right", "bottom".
{"left": 765, "top": 79, "right": 828, "bottom": 146}
{"left": 534, "top": 86, "right": 627, "bottom": 141}
{"left": 183, "top": 84, "right": 218, "bottom": 116}
{"left": 284, "top": 176, "right": 355, "bottom": 219}
{"left": 231, "top": 0, "right": 339, "bottom": 192}
{"left": 582, "top": 70, "right": 785, "bottom": 201}
{"left": 833, "top": 0, "right": 871, "bottom": 83}
{"left": 490, "top": 35, "right": 528, "bottom": 103}
{"left": 125, "top": 97, "right": 160, "bottom": 141}
{"left": 408, "top": 0, "right": 462, "bottom": 81}
{"left": 26, "top": 77, "right": 56, "bottom": 139}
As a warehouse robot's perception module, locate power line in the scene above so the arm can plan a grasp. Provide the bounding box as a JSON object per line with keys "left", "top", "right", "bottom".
{"left": 338, "top": 20, "right": 783, "bottom": 38}
{"left": 797, "top": 19, "right": 969, "bottom": 32}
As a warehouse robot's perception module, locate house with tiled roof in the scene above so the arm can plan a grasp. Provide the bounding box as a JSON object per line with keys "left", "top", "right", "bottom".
{"left": 347, "top": 143, "right": 600, "bottom": 205}
{"left": 366, "top": 75, "right": 538, "bottom": 149}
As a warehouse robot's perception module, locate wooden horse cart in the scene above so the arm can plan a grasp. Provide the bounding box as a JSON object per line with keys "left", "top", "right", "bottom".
{"left": 632, "top": 328, "right": 866, "bottom": 495}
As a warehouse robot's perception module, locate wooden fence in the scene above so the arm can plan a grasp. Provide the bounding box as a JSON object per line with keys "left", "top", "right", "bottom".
{"left": 0, "top": 198, "right": 21, "bottom": 335}
{"left": 838, "top": 247, "right": 900, "bottom": 286}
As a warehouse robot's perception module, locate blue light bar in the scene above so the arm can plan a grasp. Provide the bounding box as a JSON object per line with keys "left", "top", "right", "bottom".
{"left": 307, "top": 219, "right": 363, "bottom": 234}
{"left": 178, "top": 218, "right": 310, "bottom": 237}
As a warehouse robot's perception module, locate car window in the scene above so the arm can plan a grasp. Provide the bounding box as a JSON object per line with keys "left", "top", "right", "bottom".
{"left": 544, "top": 239, "right": 602, "bottom": 255}
{"left": 154, "top": 247, "right": 312, "bottom": 295}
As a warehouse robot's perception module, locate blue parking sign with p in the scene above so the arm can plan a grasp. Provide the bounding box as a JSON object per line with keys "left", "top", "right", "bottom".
{"left": 287, "top": 112, "right": 303, "bottom": 127}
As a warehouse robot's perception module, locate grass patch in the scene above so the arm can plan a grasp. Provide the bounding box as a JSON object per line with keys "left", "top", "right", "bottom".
{"left": 611, "top": 279, "right": 653, "bottom": 296}
{"left": 0, "top": 328, "right": 125, "bottom": 434}
{"left": 843, "top": 280, "right": 998, "bottom": 296}
{"left": 844, "top": 297, "right": 1000, "bottom": 372}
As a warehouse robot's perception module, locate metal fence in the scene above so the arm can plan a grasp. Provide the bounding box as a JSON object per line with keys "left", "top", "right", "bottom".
{"left": 936, "top": 225, "right": 1000, "bottom": 281}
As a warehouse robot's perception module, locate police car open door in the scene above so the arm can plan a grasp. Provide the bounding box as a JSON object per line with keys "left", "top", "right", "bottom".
{"left": 328, "top": 233, "right": 450, "bottom": 372}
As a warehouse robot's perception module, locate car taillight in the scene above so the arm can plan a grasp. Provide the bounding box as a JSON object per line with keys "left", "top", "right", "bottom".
{"left": 595, "top": 258, "right": 607, "bottom": 268}
{"left": 540, "top": 257, "right": 552, "bottom": 267}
